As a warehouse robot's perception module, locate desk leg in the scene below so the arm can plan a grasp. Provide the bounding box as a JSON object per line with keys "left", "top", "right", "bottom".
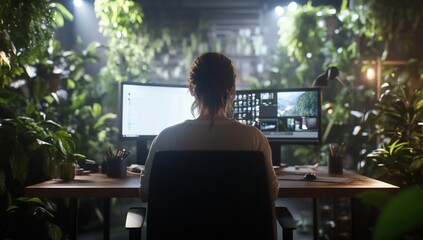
{"left": 69, "top": 198, "right": 78, "bottom": 240}
{"left": 103, "top": 198, "right": 110, "bottom": 240}
{"left": 351, "top": 197, "right": 358, "bottom": 240}
{"left": 313, "top": 198, "right": 319, "bottom": 240}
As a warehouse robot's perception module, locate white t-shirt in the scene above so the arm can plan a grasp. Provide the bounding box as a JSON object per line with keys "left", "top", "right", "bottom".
{"left": 140, "top": 119, "right": 280, "bottom": 200}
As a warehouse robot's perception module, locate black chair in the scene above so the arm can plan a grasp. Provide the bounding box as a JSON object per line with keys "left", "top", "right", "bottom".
{"left": 126, "top": 150, "right": 296, "bottom": 240}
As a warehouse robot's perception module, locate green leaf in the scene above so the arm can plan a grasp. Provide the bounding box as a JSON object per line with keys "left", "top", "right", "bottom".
{"left": 57, "top": 138, "right": 68, "bottom": 156}
{"left": 54, "top": 130, "right": 71, "bottom": 139}
{"left": 45, "top": 120, "right": 63, "bottom": 130}
{"left": 416, "top": 99, "right": 423, "bottom": 109}
{"left": 93, "top": 113, "right": 117, "bottom": 129}
{"left": 410, "top": 158, "right": 423, "bottom": 171}
{"left": 10, "top": 144, "right": 29, "bottom": 184}
{"left": 373, "top": 188, "right": 423, "bottom": 240}
{"left": 44, "top": 95, "right": 55, "bottom": 104}
{"left": 25, "top": 197, "right": 45, "bottom": 205}
{"left": 71, "top": 93, "right": 87, "bottom": 109}
{"left": 67, "top": 79, "right": 76, "bottom": 89}
{"left": 92, "top": 103, "right": 102, "bottom": 118}
{"left": 53, "top": 11, "right": 64, "bottom": 28}
{"left": 356, "top": 190, "right": 393, "bottom": 211}
{"left": 53, "top": 3, "right": 74, "bottom": 21}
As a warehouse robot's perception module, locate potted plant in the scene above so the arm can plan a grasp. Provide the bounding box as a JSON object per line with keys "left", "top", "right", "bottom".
{"left": 358, "top": 63, "right": 423, "bottom": 188}
{"left": 49, "top": 129, "right": 85, "bottom": 181}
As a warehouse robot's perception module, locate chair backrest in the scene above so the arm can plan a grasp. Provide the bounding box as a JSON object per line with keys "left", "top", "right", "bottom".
{"left": 147, "top": 150, "right": 276, "bottom": 240}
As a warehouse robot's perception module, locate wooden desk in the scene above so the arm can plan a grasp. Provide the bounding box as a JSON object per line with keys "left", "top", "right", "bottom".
{"left": 25, "top": 169, "right": 399, "bottom": 199}
{"left": 25, "top": 174, "right": 140, "bottom": 198}
{"left": 276, "top": 167, "right": 399, "bottom": 198}
{"left": 25, "top": 170, "right": 399, "bottom": 240}
{"left": 277, "top": 167, "right": 399, "bottom": 239}
{"left": 25, "top": 174, "right": 140, "bottom": 240}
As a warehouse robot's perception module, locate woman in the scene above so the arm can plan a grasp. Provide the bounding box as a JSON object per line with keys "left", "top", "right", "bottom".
{"left": 140, "top": 52, "right": 279, "bottom": 202}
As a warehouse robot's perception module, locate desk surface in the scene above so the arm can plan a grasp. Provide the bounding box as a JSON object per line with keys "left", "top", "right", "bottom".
{"left": 276, "top": 167, "right": 399, "bottom": 198}
{"left": 25, "top": 168, "right": 399, "bottom": 199}
{"left": 25, "top": 174, "right": 140, "bottom": 198}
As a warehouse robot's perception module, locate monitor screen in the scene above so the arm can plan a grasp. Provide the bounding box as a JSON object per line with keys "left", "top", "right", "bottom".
{"left": 231, "top": 88, "right": 321, "bottom": 144}
{"left": 119, "top": 82, "right": 195, "bottom": 139}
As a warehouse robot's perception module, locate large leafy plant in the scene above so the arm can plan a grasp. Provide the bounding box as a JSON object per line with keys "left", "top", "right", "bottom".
{"left": 0, "top": 0, "right": 72, "bottom": 87}
{"left": 38, "top": 39, "right": 118, "bottom": 161}
{"left": 1, "top": 0, "right": 116, "bottom": 238}
{"left": 365, "top": 141, "right": 423, "bottom": 188}
{"left": 359, "top": 64, "right": 423, "bottom": 188}
{"left": 0, "top": 99, "right": 64, "bottom": 239}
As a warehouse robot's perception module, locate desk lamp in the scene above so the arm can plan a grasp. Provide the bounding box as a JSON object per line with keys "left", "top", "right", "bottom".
{"left": 312, "top": 66, "right": 341, "bottom": 87}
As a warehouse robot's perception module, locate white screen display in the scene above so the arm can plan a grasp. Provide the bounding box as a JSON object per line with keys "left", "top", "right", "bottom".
{"left": 120, "top": 83, "right": 195, "bottom": 138}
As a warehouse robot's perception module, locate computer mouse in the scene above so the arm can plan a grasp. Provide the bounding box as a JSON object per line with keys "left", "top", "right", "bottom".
{"left": 304, "top": 172, "right": 317, "bottom": 180}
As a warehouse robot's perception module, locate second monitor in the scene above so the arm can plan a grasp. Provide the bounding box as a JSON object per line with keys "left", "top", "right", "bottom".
{"left": 232, "top": 88, "right": 321, "bottom": 145}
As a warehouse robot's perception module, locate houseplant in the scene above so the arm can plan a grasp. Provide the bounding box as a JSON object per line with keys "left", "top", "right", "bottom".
{"left": 0, "top": 104, "right": 63, "bottom": 239}
{"left": 50, "top": 128, "right": 85, "bottom": 181}
{"left": 358, "top": 63, "right": 423, "bottom": 188}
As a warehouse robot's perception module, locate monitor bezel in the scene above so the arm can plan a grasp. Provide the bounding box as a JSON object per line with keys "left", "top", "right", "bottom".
{"left": 118, "top": 81, "right": 192, "bottom": 141}
{"left": 233, "top": 87, "right": 322, "bottom": 145}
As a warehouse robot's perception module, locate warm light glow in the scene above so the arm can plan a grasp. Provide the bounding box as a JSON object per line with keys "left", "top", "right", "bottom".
{"left": 74, "top": 0, "right": 82, "bottom": 7}
{"left": 287, "top": 2, "right": 298, "bottom": 11}
{"left": 274, "top": 6, "right": 285, "bottom": 16}
{"left": 324, "top": 103, "right": 334, "bottom": 115}
{"left": 366, "top": 67, "right": 376, "bottom": 80}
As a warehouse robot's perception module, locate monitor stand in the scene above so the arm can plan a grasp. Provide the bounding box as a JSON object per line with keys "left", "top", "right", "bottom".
{"left": 136, "top": 140, "right": 150, "bottom": 165}
{"left": 269, "top": 142, "right": 282, "bottom": 167}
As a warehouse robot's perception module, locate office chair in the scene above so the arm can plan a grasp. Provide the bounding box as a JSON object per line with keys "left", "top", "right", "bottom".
{"left": 126, "top": 150, "right": 296, "bottom": 240}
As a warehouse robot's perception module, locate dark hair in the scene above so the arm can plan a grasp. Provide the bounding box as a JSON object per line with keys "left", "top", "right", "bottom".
{"left": 188, "top": 52, "right": 236, "bottom": 122}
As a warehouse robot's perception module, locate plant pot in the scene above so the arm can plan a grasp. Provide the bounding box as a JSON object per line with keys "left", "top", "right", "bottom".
{"left": 59, "top": 163, "right": 76, "bottom": 181}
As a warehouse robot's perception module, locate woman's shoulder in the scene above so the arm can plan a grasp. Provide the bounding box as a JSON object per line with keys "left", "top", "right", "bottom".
{"left": 159, "top": 120, "right": 191, "bottom": 134}
{"left": 224, "top": 120, "right": 266, "bottom": 136}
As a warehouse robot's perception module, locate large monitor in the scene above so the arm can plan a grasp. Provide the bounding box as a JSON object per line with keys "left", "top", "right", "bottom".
{"left": 119, "top": 82, "right": 195, "bottom": 140}
{"left": 232, "top": 88, "right": 321, "bottom": 144}
{"left": 119, "top": 82, "right": 321, "bottom": 165}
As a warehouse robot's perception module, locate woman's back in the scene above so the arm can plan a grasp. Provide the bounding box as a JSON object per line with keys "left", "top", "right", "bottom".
{"left": 152, "top": 119, "right": 268, "bottom": 150}
{"left": 140, "top": 52, "right": 279, "bottom": 201}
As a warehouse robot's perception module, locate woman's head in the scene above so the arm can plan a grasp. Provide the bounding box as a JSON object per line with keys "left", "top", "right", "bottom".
{"left": 188, "top": 52, "right": 237, "bottom": 120}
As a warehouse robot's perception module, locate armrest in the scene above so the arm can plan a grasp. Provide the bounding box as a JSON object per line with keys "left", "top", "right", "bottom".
{"left": 125, "top": 207, "right": 146, "bottom": 229}
{"left": 276, "top": 206, "right": 296, "bottom": 240}
{"left": 126, "top": 207, "right": 146, "bottom": 240}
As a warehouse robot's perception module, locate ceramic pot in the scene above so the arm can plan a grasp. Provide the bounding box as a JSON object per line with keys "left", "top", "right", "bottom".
{"left": 59, "top": 163, "right": 76, "bottom": 181}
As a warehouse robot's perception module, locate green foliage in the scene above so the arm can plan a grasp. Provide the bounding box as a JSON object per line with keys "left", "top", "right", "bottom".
{"left": 275, "top": 0, "right": 423, "bottom": 171}
{"left": 0, "top": 110, "right": 63, "bottom": 239}
{"left": 95, "top": 0, "right": 268, "bottom": 84}
{"left": 358, "top": 189, "right": 423, "bottom": 240}
{"left": 37, "top": 39, "right": 118, "bottom": 161}
{"left": 94, "top": 0, "right": 148, "bottom": 82}
{"left": 0, "top": 197, "right": 61, "bottom": 239}
{"left": 359, "top": 64, "right": 423, "bottom": 188}
{"left": 372, "top": 188, "right": 423, "bottom": 240}
{"left": 0, "top": 0, "right": 72, "bottom": 88}
{"left": 1, "top": 2, "right": 115, "bottom": 238}
{"left": 365, "top": 0, "right": 423, "bottom": 56}
{"left": 365, "top": 140, "right": 423, "bottom": 188}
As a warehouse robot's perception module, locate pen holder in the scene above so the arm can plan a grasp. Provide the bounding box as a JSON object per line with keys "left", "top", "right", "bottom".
{"left": 106, "top": 157, "right": 127, "bottom": 178}
{"left": 328, "top": 156, "right": 343, "bottom": 174}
